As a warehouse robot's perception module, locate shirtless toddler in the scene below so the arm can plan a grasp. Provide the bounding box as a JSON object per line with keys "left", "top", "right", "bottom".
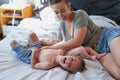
{"left": 10, "top": 32, "right": 85, "bottom": 73}
{"left": 10, "top": 32, "right": 105, "bottom": 73}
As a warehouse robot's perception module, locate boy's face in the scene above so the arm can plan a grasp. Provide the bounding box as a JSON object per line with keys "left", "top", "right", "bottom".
{"left": 59, "top": 55, "right": 82, "bottom": 73}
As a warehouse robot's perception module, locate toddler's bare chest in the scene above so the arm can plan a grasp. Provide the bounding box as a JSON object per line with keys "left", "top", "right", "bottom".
{"left": 39, "top": 52, "right": 56, "bottom": 64}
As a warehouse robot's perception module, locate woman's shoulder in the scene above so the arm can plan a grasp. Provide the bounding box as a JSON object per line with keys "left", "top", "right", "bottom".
{"left": 73, "top": 9, "right": 88, "bottom": 15}
{"left": 73, "top": 9, "right": 89, "bottom": 23}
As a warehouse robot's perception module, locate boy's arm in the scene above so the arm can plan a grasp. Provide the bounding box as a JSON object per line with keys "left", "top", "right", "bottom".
{"left": 67, "top": 46, "right": 96, "bottom": 60}
{"left": 85, "top": 47, "right": 106, "bottom": 60}
{"left": 32, "top": 62, "right": 52, "bottom": 70}
{"left": 31, "top": 48, "right": 40, "bottom": 67}
{"left": 68, "top": 46, "right": 105, "bottom": 60}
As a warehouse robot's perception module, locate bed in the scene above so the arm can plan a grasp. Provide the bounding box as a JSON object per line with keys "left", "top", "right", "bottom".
{"left": 0, "top": 0, "right": 119, "bottom": 80}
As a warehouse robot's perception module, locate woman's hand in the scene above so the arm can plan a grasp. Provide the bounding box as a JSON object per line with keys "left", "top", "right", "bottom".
{"left": 40, "top": 38, "right": 60, "bottom": 46}
{"left": 41, "top": 46, "right": 52, "bottom": 49}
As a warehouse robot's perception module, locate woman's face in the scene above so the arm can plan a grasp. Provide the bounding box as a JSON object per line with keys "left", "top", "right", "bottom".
{"left": 51, "top": 1, "right": 71, "bottom": 21}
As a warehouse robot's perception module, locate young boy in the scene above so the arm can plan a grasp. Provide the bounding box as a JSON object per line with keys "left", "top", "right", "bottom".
{"left": 10, "top": 32, "right": 85, "bottom": 73}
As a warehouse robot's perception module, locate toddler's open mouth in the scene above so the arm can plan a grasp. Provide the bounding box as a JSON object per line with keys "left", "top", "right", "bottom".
{"left": 61, "top": 57, "right": 67, "bottom": 64}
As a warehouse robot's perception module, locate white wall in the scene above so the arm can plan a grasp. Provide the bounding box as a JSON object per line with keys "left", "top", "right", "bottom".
{"left": 0, "top": 0, "right": 35, "bottom": 6}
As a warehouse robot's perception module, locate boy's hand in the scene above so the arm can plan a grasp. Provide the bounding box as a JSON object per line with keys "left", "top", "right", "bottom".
{"left": 96, "top": 53, "right": 106, "bottom": 60}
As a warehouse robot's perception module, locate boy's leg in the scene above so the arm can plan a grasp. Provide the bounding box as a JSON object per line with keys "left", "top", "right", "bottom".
{"left": 28, "top": 32, "right": 39, "bottom": 43}
{"left": 10, "top": 40, "right": 18, "bottom": 47}
{"left": 28, "top": 32, "right": 42, "bottom": 48}
{"left": 17, "top": 32, "right": 38, "bottom": 47}
{"left": 28, "top": 32, "right": 53, "bottom": 46}
{"left": 10, "top": 40, "right": 31, "bottom": 64}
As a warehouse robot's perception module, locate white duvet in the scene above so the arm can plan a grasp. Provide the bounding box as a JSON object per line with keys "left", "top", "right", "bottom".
{"left": 0, "top": 7, "right": 118, "bottom": 79}
{"left": 0, "top": 28, "right": 115, "bottom": 80}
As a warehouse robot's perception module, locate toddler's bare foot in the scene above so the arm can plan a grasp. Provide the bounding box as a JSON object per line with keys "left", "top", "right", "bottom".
{"left": 28, "top": 32, "right": 39, "bottom": 43}
{"left": 10, "top": 40, "right": 17, "bottom": 47}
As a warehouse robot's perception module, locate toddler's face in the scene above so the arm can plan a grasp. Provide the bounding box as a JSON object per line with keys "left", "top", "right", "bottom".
{"left": 59, "top": 55, "right": 81, "bottom": 73}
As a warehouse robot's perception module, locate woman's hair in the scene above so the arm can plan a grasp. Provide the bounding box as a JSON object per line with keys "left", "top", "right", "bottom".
{"left": 48, "top": 0, "right": 70, "bottom": 5}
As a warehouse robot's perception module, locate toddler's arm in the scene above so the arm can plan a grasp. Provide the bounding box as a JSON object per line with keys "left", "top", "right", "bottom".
{"left": 31, "top": 48, "right": 41, "bottom": 67}
{"left": 68, "top": 46, "right": 106, "bottom": 60}
{"left": 32, "top": 62, "right": 51, "bottom": 70}
{"left": 85, "top": 47, "right": 106, "bottom": 60}
{"left": 68, "top": 46, "right": 96, "bottom": 60}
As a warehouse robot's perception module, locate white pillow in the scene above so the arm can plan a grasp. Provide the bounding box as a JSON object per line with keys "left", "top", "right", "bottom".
{"left": 90, "top": 15, "right": 120, "bottom": 27}
{"left": 39, "top": 7, "right": 60, "bottom": 23}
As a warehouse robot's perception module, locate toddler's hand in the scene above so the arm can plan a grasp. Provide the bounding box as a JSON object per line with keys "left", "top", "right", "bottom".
{"left": 96, "top": 53, "right": 106, "bottom": 60}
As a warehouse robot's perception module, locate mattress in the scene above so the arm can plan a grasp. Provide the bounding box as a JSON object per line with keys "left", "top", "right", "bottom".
{"left": 0, "top": 7, "right": 118, "bottom": 79}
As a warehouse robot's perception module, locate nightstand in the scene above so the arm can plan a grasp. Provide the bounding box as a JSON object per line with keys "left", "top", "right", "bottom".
{"left": 0, "top": 4, "right": 33, "bottom": 38}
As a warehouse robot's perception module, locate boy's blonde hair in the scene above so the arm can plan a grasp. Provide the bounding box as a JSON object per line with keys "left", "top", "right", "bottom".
{"left": 64, "top": 55, "right": 85, "bottom": 73}
{"left": 76, "top": 56, "right": 85, "bottom": 72}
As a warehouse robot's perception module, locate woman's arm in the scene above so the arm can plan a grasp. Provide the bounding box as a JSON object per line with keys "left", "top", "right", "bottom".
{"left": 40, "top": 39, "right": 60, "bottom": 46}
{"left": 51, "top": 26, "right": 87, "bottom": 51}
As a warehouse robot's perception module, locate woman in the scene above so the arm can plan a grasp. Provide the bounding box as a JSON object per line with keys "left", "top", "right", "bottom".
{"left": 47, "top": 0, "right": 120, "bottom": 79}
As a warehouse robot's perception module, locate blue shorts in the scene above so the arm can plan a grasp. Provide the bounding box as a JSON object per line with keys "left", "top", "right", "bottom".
{"left": 95, "top": 27, "right": 120, "bottom": 53}
{"left": 12, "top": 41, "right": 42, "bottom": 64}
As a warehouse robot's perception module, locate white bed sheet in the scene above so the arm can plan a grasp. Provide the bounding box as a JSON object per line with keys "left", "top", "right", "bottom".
{"left": 0, "top": 29, "right": 115, "bottom": 80}
{"left": 0, "top": 11, "right": 118, "bottom": 80}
